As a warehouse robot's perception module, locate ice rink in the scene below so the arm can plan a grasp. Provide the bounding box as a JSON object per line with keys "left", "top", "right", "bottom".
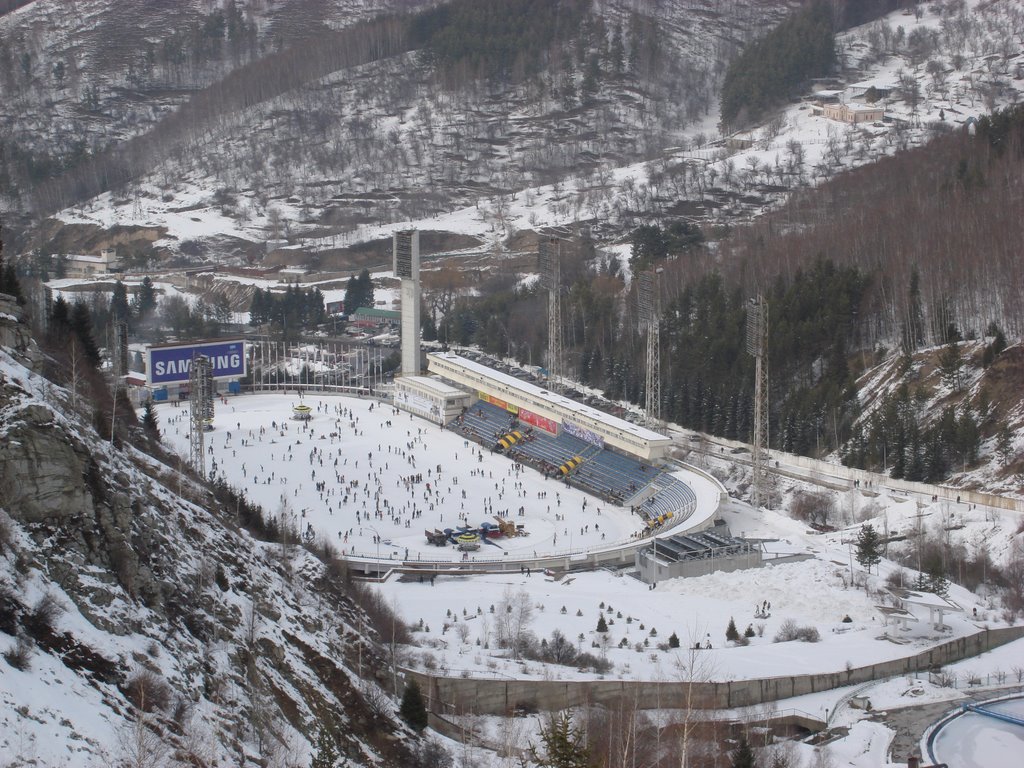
{"left": 158, "top": 392, "right": 653, "bottom": 562}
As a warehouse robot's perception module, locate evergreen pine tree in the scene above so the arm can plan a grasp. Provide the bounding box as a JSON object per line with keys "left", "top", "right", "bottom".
{"left": 399, "top": 680, "right": 428, "bottom": 731}
{"left": 51, "top": 295, "right": 70, "bottom": 331}
{"left": 142, "top": 400, "right": 161, "bottom": 443}
{"left": 855, "top": 524, "right": 882, "bottom": 573}
{"left": 136, "top": 276, "right": 157, "bottom": 319}
{"left": 310, "top": 720, "right": 343, "bottom": 768}
{"left": 938, "top": 340, "right": 963, "bottom": 392}
{"left": 529, "top": 712, "right": 593, "bottom": 768}
{"left": 996, "top": 424, "right": 1014, "bottom": 466}
{"left": 596, "top": 614, "right": 608, "bottom": 633}
{"left": 730, "top": 735, "right": 757, "bottom": 768}
{"left": 110, "top": 280, "right": 130, "bottom": 322}
{"left": 668, "top": 631, "right": 679, "bottom": 648}
{"left": 726, "top": 616, "right": 739, "bottom": 643}
{"left": 927, "top": 569, "right": 950, "bottom": 598}
{"left": 0, "top": 227, "right": 25, "bottom": 305}
{"left": 69, "top": 302, "right": 101, "bottom": 367}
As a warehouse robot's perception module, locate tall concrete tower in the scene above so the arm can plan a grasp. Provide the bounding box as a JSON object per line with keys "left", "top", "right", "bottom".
{"left": 393, "top": 230, "right": 421, "bottom": 376}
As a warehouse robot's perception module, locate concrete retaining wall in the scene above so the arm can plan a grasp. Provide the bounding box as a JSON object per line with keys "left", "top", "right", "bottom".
{"left": 682, "top": 434, "right": 1023, "bottom": 513}
{"left": 405, "top": 625, "right": 1024, "bottom": 716}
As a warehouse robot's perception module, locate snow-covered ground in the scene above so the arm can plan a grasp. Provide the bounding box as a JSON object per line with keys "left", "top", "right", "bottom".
{"left": 156, "top": 391, "right": 1014, "bottom": 688}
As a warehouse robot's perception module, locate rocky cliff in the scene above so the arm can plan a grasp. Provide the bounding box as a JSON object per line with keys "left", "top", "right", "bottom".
{"left": 0, "top": 331, "right": 418, "bottom": 766}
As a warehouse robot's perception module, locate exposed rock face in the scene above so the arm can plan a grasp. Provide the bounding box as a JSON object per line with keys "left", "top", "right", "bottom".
{"left": 0, "top": 401, "right": 92, "bottom": 524}
{"left": 0, "top": 292, "right": 41, "bottom": 372}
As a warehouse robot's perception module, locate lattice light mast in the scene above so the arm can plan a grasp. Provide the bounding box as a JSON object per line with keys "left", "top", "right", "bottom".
{"left": 746, "top": 295, "right": 769, "bottom": 508}
{"left": 639, "top": 268, "right": 663, "bottom": 429}
{"left": 189, "top": 355, "right": 214, "bottom": 476}
{"left": 538, "top": 237, "right": 563, "bottom": 393}
{"left": 111, "top": 318, "right": 129, "bottom": 382}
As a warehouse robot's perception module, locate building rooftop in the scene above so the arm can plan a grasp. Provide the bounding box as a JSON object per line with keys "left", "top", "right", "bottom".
{"left": 397, "top": 375, "right": 467, "bottom": 398}
{"left": 429, "top": 352, "right": 668, "bottom": 444}
{"left": 353, "top": 307, "right": 401, "bottom": 320}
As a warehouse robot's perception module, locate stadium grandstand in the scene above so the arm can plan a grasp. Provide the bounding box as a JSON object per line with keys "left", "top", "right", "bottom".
{"left": 427, "top": 352, "right": 696, "bottom": 529}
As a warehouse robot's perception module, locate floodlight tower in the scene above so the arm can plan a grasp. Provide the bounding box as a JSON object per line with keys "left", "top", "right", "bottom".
{"left": 393, "top": 230, "right": 421, "bottom": 376}
{"left": 189, "top": 355, "right": 214, "bottom": 476}
{"left": 746, "top": 295, "right": 770, "bottom": 508}
{"left": 111, "top": 318, "right": 129, "bottom": 383}
{"left": 538, "top": 237, "right": 563, "bottom": 392}
{"left": 639, "top": 268, "right": 663, "bottom": 429}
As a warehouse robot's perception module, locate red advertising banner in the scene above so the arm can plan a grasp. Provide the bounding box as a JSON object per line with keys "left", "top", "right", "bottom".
{"left": 519, "top": 407, "right": 558, "bottom": 435}
{"left": 479, "top": 391, "right": 518, "bottom": 414}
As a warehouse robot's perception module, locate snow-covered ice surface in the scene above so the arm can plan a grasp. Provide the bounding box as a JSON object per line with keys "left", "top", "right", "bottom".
{"left": 158, "top": 392, "right": 657, "bottom": 562}
{"left": 929, "top": 696, "right": 1024, "bottom": 768}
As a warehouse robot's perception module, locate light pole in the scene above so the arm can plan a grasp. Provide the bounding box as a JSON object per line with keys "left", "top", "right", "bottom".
{"left": 368, "top": 524, "right": 382, "bottom": 577}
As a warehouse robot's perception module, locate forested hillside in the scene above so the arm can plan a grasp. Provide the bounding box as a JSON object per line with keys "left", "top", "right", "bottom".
{"left": 720, "top": 1, "right": 835, "bottom": 128}
{"left": 444, "top": 103, "right": 1024, "bottom": 480}
{"left": 0, "top": 0, "right": 796, "bottom": 227}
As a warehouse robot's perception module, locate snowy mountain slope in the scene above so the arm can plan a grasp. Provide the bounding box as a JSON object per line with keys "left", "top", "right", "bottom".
{"left": 0, "top": 338, "right": 420, "bottom": 765}
{"left": 2, "top": 0, "right": 801, "bottom": 251}
{"left": 22, "top": 0, "right": 1022, "bottom": 270}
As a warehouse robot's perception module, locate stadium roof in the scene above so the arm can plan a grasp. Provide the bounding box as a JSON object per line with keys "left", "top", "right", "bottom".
{"left": 430, "top": 352, "right": 668, "bottom": 444}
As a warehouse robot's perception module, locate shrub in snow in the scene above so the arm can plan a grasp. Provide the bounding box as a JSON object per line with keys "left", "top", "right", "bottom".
{"left": 649, "top": 627, "right": 657, "bottom": 637}
{"left": 596, "top": 615, "right": 608, "bottom": 633}
{"left": 125, "top": 669, "right": 172, "bottom": 713}
{"left": 576, "top": 609, "right": 583, "bottom": 617}
{"left": 599, "top": 601, "right": 605, "bottom": 609}
{"left": 0, "top": 581, "right": 19, "bottom": 636}
{"left": 668, "top": 632, "right": 680, "bottom": 648}
{"left": 24, "top": 593, "right": 63, "bottom": 640}
{"left": 744, "top": 624, "right": 755, "bottom": 638}
{"left": 773, "top": 619, "right": 821, "bottom": 643}
{"left": 561, "top": 606, "right": 567, "bottom": 614}
{"left": 2, "top": 634, "right": 32, "bottom": 671}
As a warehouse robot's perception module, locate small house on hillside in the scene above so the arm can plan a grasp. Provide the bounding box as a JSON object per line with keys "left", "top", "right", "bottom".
{"left": 823, "top": 102, "right": 884, "bottom": 125}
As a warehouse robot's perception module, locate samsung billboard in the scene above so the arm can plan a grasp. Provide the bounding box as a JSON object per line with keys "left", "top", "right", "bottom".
{"left": 146, "top": 340, "right": 246, "bottom": 386}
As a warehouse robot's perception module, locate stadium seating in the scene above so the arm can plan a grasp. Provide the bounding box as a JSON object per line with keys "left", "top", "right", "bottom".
{"left": 445, "top": 400, "right": 694, "bottom": 523}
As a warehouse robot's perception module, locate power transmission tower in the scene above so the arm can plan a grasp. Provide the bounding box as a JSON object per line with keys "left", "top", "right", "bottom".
{"left": 639, "top": 268, "right": 663, "bottom": 429}
{"left": 746, "top": 295, "right": 770, "bottom": 508}
{"left": 538, "top": 237, "right": 563, "bottom": 393}
{"left": 189, "top": 355, "right": 214, "bottom": 477}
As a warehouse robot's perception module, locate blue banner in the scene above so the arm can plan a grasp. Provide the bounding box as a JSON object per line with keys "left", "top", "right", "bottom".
{"left": 147, "top": 340, "right": 246, "bottom": 385}
{"left": 563, "top": 419, "right": 604, "bottom": 448}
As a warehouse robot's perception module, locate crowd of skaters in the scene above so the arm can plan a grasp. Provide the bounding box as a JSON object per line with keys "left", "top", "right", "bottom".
{"left": 162, "top": 396, "right": 632, "bottom": 561}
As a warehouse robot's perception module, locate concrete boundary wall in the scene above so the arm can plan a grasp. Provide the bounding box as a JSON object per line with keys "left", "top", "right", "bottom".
{"left": 681, "top": 433, "right": 1023, "bottom": 513}
{"left": 405, "top": 626, "right": 1024, "bottom": 716}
